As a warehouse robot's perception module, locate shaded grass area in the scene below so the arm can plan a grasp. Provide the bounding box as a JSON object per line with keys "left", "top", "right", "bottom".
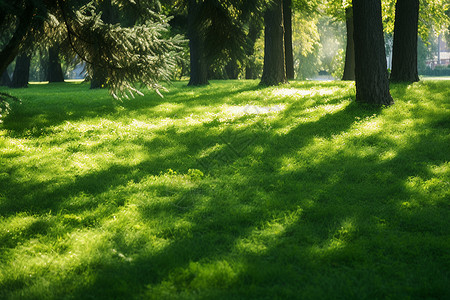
{"left": 0, "top": 80, "right": 449, "bottom": 299}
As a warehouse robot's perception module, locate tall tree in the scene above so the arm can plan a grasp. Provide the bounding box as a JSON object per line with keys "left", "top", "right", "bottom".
{"left": 390, "top": 0, "right": 420, "bottom": 82}
{"left": 10, "top": 53, "right": 31, "bottom": 88}
{"left": 342, "top": 7, "right": 355, "bottom": 80}
{"left": 187, "top": 0, "right": 208, "bottom": 86}
{"left": 260, "top": 0, "right": 287, "bottom": 86}
{"left": 283, "top": 0, "right": 294, "bottom": 79}
{"left": 353, "top": 0, "right": 393, "bottom": 106}
{"left": 0, "top": 71, "right": 11, "bottom": 86}
{"left": 47, "top": 46, "right": 65, "bottom": 83}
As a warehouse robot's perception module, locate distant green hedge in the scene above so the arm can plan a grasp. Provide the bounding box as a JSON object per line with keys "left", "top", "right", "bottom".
{"left": 420, "top": 65, "right": 450, "bottom": 76}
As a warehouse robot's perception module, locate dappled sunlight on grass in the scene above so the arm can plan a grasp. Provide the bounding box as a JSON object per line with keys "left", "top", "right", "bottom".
{"left": 223, "top": 104, "right": 285, "bottom": 115}
{"left": 235, "top": 207, "right": 303, "bottom": 255}
{"left": 272, "top": 86, "right": 348, "bottom": 100}
{"left": 0, "top": 79, "right": 449, "bottom": 299}
{"left": 310, "top": 217, "right": 357, "bottom": 255}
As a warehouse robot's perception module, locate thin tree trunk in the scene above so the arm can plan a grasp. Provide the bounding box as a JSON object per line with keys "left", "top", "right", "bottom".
{"left": 0, "top": 71, "right": 11, "bottom": 86}
{"left": 245, "top": 61, "right": 259, "bottom": 79}
{"left": 437, "top": 34, "right": 441, "bottom": 64}
{"left": 283, "top": 0, "right": 294, "bottom": 79}
{"left": 260, "top": 0, "right": 287, "bottom": 86}
{"left": 188, "top": 0, "right": 209, "bottom": 86}
{"left": 90, "top": 0, "right": 115, "bottom": 89}
{"left": 353, "top": 0, "right": 393, "bottom": 106}
{"left": 342, "top": 7, "right": 355, "bottom": 81}
{"left": 390, "top": 0, "right": 420, "bottom": 82}
{"left": 10, "top": 53, "right": 31, "bottom": 88}
{"left": 225, "top": 59, "right": 239, "bottom": 79}
{"left": 47, "top": 46, "right": 65, "bottom": 82}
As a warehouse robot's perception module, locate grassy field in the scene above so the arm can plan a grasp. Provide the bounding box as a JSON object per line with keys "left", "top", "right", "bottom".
{"left": 0, "top": 79, "right": 449, "bottom": 299}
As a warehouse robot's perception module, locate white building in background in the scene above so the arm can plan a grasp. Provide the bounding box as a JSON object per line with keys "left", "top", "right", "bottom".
{"left": 426, "top": 35, "right": 450, "bottom": 69}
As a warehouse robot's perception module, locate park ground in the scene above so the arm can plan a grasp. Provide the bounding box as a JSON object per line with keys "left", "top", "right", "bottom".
{"left": 0, "top": 79, "right": 449, "bottom": 299}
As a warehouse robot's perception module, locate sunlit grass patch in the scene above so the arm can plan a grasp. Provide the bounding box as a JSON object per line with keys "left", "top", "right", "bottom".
{"left": 0, "top": 79, "right": 449, "bottom": 299}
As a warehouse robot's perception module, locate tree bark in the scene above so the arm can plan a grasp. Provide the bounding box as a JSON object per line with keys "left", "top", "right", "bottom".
{"left": 10, "top": 53, "right": 31, "bottom": 88}
{"left": 47, "top": 46, "right": 65, "bottom": 82}
{"left": 0, "top": 71, "right": 11, "bottom": 86}
{"left": 283, "top": 0, "right": 294, "bottom": 79}
{"left": 260, "top": 0, "right": 287, "bottom": 86}
{"left": 353, "top": 0, "right": 393, "bottom": 106}
{"left": 188, "top": 0, "right": 209, "bottom": 86}
{"left": 390, "top": 0, "right": 420, "bottom": 82}
{"left": 342, "top": 7, "right": 355, "bottom": 81}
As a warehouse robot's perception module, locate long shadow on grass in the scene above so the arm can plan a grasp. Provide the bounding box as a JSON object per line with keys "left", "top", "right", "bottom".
{"left": 2, "top": 82, "right": 448, "bottom": 298}
{"left": 224, "top": 131, "right": 450, "bottom": 299}
{"left": 0, "top": 84, "right": 356, "bottom": 217}
{"left": 71, "top": 96, "right": 450, "bottom": 298}
{"left": 34, "top": 98, "right": 382, "bottom": 299}
{"left": 131, "top": 99, "right": 448, "bottom": 298}
{"left": 0, "top": 88, "right": 363, "bottom": 298}
{"left": 64, "top": 126, "right": 449, "bottom": 299}
{"left": 203, "top": 91, "right": 449, "bottom": 298}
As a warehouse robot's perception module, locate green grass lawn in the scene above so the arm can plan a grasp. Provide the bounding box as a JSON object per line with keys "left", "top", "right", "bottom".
{"left": 0, "top": 79, "right": 449, "bottom": 299}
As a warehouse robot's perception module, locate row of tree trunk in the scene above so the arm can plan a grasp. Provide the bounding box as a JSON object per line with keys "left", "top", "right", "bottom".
{"left": 2, "top": 0, "right": 421, "bottom": 107}
{"left": 0, "top": 48, "right": 65, "bottom": 88}
{"left": 187, "top": 0, "right": 419, "bottom": 106}
{"left": 344, "top": 0, "right": 419, "bottom": 105}
{"left": 342, "top": 0, "right": 419, "bottom": 84}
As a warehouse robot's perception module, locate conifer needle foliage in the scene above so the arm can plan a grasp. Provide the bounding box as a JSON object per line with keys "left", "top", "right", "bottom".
{"left": 58, "top": 0, "right": 185, "bottom": 98}
{"left": 0, "top": 0, "right": 184, "bottom": 98}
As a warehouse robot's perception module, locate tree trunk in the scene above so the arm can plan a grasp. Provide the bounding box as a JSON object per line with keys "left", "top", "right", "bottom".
{"left": 342, "top": 7, "right": 355, "bottom": 81}
{"left": 188, "top": 0, "right": 209, "bottom": 86}
{"left": 283, "top": 0, "right": 294, "bottom": 79}
{"left": 260, "top": 0, "right": 287, "bottom": 86}
{"left": 0, "top": 3, "right": 34, "bottom": 75}
{"left": 0, "top": 71, "right": 11, "bottom": 86}
{"left": 225, "top": 59, "right": 239, "bottom": 79}
{"left": 47, "top": 46, "right": 65, "bottom": 82}
{"left": 90, "top": 0, "right": 116, "bottom": 89}
{"left": 390, "top": 0, "right": 420, "bottom": 82}
{"left": 10, "top": 53, "right": 31, "bottom": 88}
{"left": 437, "top": 34, "right": 441, "bottom": 64}
{"left": 90, "top": 65, "right": 108, "bottom": 89}
{"left": 353, "top": 0, "right": 393, "bottom": 106}
{"left": 245, "top": 61, "right": 259, "bottom": 79}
